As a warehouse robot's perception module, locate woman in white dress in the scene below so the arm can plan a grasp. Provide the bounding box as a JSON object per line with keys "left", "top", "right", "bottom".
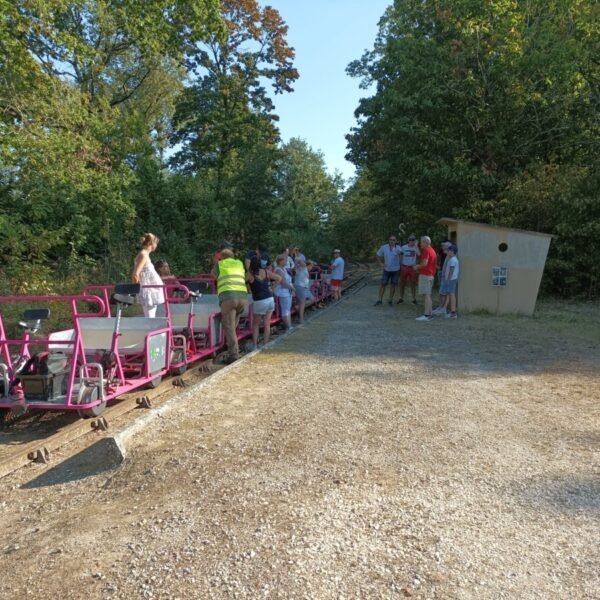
{"left": 131, "top": 233, "right": 165, "bottom": 317}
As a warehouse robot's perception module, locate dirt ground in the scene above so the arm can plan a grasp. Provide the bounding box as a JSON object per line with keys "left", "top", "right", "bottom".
{"left": 0, "top": 280, "right": 598, "bottom": 599}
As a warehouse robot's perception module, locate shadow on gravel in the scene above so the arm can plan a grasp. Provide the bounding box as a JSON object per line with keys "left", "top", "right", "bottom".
{"left": 22, "top": 438, "right": 122, "bottom": 489}
{"left": 521, "top": 475, "right": 600, "bottom": 513}
{"left": 276, "top": 285, "right": 600, "bottom": 379}
{"left": 0, "top": 411, "right": 79, "bottom": 454}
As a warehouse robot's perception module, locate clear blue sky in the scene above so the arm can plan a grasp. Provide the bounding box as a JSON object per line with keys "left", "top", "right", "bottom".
{"left": 267, "top": 0, "right": 391, "bottom": 183}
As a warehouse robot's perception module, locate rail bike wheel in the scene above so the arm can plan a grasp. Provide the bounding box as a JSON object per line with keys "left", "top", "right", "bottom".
{"left": 170, "top": 348, "right": 187, "bottom": 376}
{"left": 77, "top": 385, "right": 106, "bottom": 418}
{"left": 145, "top": 375, "right": 162, "bottom": 389}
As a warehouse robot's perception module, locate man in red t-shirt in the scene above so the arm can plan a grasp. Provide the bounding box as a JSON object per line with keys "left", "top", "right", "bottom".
{"left": 414, "top": 236, "right": 437, "bottom": 321}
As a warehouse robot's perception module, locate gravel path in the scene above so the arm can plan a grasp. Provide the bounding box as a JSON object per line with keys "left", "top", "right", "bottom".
{"left": 1, "top": 280, "right": 598, "bottom": 599}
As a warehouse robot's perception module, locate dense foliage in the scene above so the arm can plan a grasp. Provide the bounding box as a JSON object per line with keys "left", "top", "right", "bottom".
{"left": 0, "top": 0, "right": 340, "bottom": 295}
{"left": 336, "top": 0, "right": 599, "bottom": 298}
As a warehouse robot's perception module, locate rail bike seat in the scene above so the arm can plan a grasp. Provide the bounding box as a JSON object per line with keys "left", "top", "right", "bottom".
{"left": 111, "top": 283, "right": 141, "bottom": 306}
{"left": 112, "top": 294, "right": 135, "bottom": 306}
{"left": 185, "top": 282, "right": 203, "bottom": 299}
{"left": 18, "top": 308, "right": 51, "bottom": 332}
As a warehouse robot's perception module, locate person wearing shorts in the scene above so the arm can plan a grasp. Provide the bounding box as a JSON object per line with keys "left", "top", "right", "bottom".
{"left": 397, "top": 234, "right": 420, "bottom": 305}
{"left": 374, "top": 235, "right": 402, "bottom": 305}
{"left": 415, "top": 236, "right": 437, "bottom": 321}
{"left": 329, "top": 249, "right": 345, "bottom": 301}
{"left": 438, "top": 244, "right": 459, "bottom": 319}
{"left": 246, "top": 256, "right": 281, "bottom": 347}
{"left": 274, "top": 254, "right": 296, "bottom": 330}
{"left": 294, "top": 258, "right": 314, "bottom": 324}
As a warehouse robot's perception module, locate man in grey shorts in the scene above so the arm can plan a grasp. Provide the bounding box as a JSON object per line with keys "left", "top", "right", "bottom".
{"left": 374, "top": 235, "right": 402, "bottom": 305}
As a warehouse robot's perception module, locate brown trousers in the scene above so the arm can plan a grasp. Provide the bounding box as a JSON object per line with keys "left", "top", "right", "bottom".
{"left": 220, "top": 298, "right": 248, "bottom": 358}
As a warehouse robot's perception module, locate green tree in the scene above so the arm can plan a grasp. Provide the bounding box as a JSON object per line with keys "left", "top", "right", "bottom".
{"left": 346, "top": 0, "right": 599, "bottom": 295}
{"left": 271, "top": 138, "right": 342, "bottom": 259}
{"left": 0, "top": 0, "right": 223, "bottom": 288}
{"left": 170, "top": 0, "right": 299, "bottom": 247}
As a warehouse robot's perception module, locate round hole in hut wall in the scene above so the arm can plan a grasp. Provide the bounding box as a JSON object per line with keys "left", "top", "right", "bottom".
{"left": 498, "top": 242, "right": 508, "bottom": 253}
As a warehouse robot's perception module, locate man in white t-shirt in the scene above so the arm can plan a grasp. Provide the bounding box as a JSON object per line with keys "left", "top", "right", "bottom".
{"left": 396, "top": 234, "right": 420, "bottom": 305}
{"left": 374, "top": 235, "right": 402, "bottom": 305}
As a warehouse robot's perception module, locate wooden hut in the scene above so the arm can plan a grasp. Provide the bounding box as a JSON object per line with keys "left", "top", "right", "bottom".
{"left": 437, "top": 218, "right": 553, "bottom": 316}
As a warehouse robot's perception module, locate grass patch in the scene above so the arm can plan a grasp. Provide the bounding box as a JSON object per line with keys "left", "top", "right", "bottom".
{"left": 533, "top": 297, "right": 600, "bottom": 342}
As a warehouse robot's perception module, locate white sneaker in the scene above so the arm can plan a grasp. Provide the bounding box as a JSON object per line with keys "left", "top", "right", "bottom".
{"left": 432, "top": 307, "right": 447, "bottom": 315}
{"left": 415, "top": 314, "right": 433, "bottom": 322}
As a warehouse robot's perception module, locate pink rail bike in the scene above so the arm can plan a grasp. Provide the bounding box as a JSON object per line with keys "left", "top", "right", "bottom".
{"left": 84, "top": 281, "right": 224, "bottom": 375}
{"left": 0, "top": 293, "right": 120, "bottom": 417}
{"left": 1, "top": 285, "right": 174, "bottom": 417}
{"left": 156, "top": 281, "right": 225, "bottom": 370}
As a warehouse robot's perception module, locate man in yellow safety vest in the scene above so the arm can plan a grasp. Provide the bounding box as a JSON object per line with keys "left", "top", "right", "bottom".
{"left": 215, "top": 246, "right": 248, "bottom": 363}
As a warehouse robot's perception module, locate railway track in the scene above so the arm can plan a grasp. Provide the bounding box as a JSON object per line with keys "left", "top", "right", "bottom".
{"left": 0, "top": 265, "right": 370, "bottom": 480}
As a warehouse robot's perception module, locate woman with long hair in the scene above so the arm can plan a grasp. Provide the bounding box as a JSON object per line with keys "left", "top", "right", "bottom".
{"left": 246, "top": 256, "right": 281, "bottom": 347}
{"left": 132, "top": 233, "right": 165, "bottom": 317}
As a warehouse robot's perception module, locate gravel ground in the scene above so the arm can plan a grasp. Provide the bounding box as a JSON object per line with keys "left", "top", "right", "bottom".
{"left": 0, "top": 279, "right": 598, "bottom": 599}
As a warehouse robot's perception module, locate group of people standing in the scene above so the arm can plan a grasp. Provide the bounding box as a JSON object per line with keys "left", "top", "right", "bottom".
{"left": 375, "top": 235, "right": 459, "bottom": 321}
{"left": 131, "top": 234, "right": 345, "bottom": 364}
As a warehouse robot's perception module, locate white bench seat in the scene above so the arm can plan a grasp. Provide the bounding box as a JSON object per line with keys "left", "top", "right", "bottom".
{"left": 49, "top": 318, "right": 169, "bottom": 354}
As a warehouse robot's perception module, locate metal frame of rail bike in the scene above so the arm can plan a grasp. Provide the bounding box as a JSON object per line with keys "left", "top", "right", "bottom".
{"left": 0, "top": 294, "right": 110, "bottom": 417}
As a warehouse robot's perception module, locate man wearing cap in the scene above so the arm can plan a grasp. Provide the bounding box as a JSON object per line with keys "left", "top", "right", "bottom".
{"left": 212, "top": 239, "right": 234, "bottom": 267}
{"left": 215, "top": 245, "right": 248, "bottom": 363}
{"left": 397, "top": 234, "right": 420, "bottom": 305}
{"left": 415, "top": 236, "right": 437, "bottom": 321}
{"left": 329, "top": 249, "right": 344, "bottom": 301}
{"left": 374, "top": 235, "right": 402, "bottom": 306}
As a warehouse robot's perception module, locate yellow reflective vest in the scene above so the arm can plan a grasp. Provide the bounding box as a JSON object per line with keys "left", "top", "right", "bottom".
{"left": 217, "top": 257, "right": 247, "bottom": 295}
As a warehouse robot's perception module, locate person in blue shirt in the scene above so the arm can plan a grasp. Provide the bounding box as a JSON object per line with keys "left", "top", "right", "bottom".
{"left": 245, "top": 242, "right": 271, "bottom": 271}
{"left": 329, "top": 249, "right": 345, "bottom": 301}
{"left": 374, "top": 235, "right": 402, "bottom": 305}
